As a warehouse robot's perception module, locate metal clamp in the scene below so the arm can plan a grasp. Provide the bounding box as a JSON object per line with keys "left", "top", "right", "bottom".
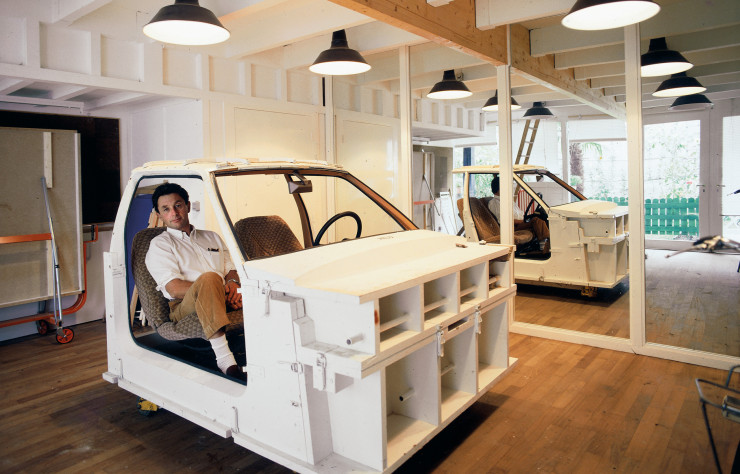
{"left": 474, "top": 305, "right": 483, "bottom": 335}
{"left": 436, "top": 326, "right": 445, "bottom": 357}
{"left": 314, "top": 353, "right": 327, "bottom": 391}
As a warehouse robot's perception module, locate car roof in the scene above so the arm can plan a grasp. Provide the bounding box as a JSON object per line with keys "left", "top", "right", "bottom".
{"left": 451, "top": 164, "right": 546, "bottom": 174}
{"left": 135, "top": 158, "right": 344, "bottom": 174}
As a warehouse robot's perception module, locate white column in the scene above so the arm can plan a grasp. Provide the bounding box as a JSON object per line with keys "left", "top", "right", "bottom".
{"left": 400, "top": 45, "right": 413, "bottom": 217}
{"left": 624, "top": 24, "right": 646, "bottom": 349}
{"left": 497, "top": 63, "right": 513, "bottom": 246}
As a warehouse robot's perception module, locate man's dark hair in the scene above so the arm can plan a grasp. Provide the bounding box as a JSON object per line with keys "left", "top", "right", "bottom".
{"left": 490, "top": 176, "right": 500, "bottom": 195}
{"left": 152, "top": 182, "right": 189, "bottom": 212}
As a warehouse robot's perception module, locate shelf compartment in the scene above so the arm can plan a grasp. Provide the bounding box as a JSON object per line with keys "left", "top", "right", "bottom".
{"left": 423, "top": 273, "right": 458, "bottom": 326}
{"left": 460, "top": 262, "right": 487, "bottom": 308}
{"left": 477, "top": 300, "right": 510, "bottom": 390}
{"left": 385, "top": 338, "right": 439, "bottom": 467}
{"left": 440, "top": 324, "right": 476, "bottom": 422}
{"left": 378, "top": 286, "right": 422, "bottom": 344}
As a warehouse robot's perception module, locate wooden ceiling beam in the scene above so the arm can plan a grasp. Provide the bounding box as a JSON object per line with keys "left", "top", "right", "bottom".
{"left": 327, "top": 0, "right": 508, "bottom": 66}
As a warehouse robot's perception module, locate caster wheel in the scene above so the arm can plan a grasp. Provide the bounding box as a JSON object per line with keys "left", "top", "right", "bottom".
{"left": 36, "top": 320, "right": 49, "bottom": 335}
{"left": 137, "top": 397, "right": 159, "bottom": 417}
{"left": 580, "top": 286, "right": 597, "bottom": 298}
{"left": 56, "top": 327, "right": 74, "bottom": 344}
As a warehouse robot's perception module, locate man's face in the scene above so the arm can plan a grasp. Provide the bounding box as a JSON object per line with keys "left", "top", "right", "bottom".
{"left": 156, "top": 193, "right": 191, "bottom": 232}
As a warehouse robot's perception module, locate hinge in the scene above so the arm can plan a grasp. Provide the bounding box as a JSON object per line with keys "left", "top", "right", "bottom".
{"left": 436, "top": 326, "right": 445, "bottom": 357}
{"left": 314, "top": 353, "right": 327, "bottom": 391}
{"left": 474, "top": 305, "right": 483, "bottom": 335}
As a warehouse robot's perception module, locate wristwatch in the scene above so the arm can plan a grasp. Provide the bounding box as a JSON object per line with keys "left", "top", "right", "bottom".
{"left": 227, "top": 278, "right": 240, "bottom": 286}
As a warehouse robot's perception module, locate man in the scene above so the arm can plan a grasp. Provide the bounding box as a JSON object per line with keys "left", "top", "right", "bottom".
{"left": 145, "top": 182, "right": 246, "bottom": 382}
{"left": 488, "top": 176, "right": 550, "bottom": 246}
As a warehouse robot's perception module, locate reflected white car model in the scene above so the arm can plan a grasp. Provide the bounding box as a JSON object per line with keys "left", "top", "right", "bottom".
{"left": 454, "top": 165, "right": 629, "bottom": 293}
{"left": 103, "top": 159, "right": 517, "bottom": 473}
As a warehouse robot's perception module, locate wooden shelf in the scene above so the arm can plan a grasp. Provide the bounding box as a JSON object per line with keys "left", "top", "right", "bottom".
{"left": 386, "top": 414, "right": 436, "bottom": 468}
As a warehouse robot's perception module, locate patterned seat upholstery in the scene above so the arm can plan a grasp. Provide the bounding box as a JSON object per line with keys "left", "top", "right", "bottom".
{"left": 457, "top": 198, "right": 534, "bottom": 245}
{"left": 234, "top": 215, "right": 303, "bottom": 260}
{"left": 130, "top": 227, "right": 242, "bottom": 341}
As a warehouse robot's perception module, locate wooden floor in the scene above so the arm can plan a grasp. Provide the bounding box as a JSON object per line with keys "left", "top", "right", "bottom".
{"left": 1, "top": 321, "right": 738, "bottom": 473}
{"left": 515, "top": 249, "right": 740, "bottom": 357}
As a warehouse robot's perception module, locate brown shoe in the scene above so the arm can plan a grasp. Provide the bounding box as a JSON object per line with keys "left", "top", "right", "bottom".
{"left": 225, "top": 365, "right": 248, "bottom": 384}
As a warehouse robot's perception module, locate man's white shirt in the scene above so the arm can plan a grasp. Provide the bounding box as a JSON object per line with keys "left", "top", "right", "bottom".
{"left": 145, "top": 226, "right": 235, "bottom": 300}
{"left": 488, "top": 195, "right": 524, "bottom": 221}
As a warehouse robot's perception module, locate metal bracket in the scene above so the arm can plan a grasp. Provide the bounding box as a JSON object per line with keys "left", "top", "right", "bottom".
{"left": 474, "top": 305, "right": 483, "bottom": 335}
{"left": 436, "top": 326, "right": 445, "bottom": 357}
{"left": 260, "top": 281, "right": 272, "bottom": 314}
{"left": 232, "top": 406, "right": 239, "bottom": 434}
{"left": 314, "top": 353, "right": 327, "bottom": 391}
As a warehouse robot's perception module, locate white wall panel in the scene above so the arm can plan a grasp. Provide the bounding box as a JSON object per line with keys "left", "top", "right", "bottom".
{"left": 40, "top": 24, "right": 91, "bottom": 74}
{"left": 0, "top": 17, "right": 25, "bottom": 65}
{"left": 233, "top": 108, "right": 319, "bottom": 160}
{"left": 251, "top": 64, "right": 279, "bottom": 100}
{"left": 286, "top": 70, "right": 318, "bottom": 105}
{"left": 163, "top": 49, "right": 200, "bottom": 89}
{"left": 101, "top": 36, "right": 141, "bottom": 81}
{"left": 210, "top": 57, "right": 243, "bottom": 95}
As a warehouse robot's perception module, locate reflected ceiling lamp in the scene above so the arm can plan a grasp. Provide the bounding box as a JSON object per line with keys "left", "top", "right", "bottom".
{"left": 641, "top": 37, "right": 693, "bottom": 77}
{"left": 482, "top": 91, "right": 522, "bottom": 112}
{"left": 562, "top": 0, "right": 660, "bottom": 30}
{"left": 143, "top": 0, "right": 230, "bottom": 45}
{"left": 309, "top": 30, "right": 371, "bottom": 76}
{"left": 669, "top": 93, "right": 713, "bottom": 111}
{"left": 523, "top": 102, "right": 554, "bottom": 120}
{"left": 652, "top": 72, "right": 707, "bottom": 97}
{"left": 427, "top": 70, "right": 472, "bottom": 99}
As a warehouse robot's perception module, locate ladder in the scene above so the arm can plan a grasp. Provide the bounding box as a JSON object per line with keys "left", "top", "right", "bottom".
{"left": 515, "top": 119, "right": 540, "bottom": 165}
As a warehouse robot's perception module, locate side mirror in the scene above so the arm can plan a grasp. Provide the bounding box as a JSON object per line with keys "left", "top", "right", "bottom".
{"left": 288, "top": 172, "right": 312, "bottom": 194}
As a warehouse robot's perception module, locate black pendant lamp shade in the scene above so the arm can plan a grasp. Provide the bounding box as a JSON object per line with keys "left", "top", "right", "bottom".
{"left": 523, "top": 102, "right": 554, "bottom": 120}
{"left": 641, "top": 37, "right": 693, "bottom": 77}
{"left": 562, "top": 0, "right": 660, "bottom": 30}
{"left": 653, "top": 72, "right": 707, "bottom": 97}
{"left": 427, "top": 70, "right": 472, "bottom": 100}
{"left": 669, "top": 93, "right": 713, "bottom": 111}
{"left": 309, "top": 30, "right": 371, "bottom": 76}
{"left": 143, "top": 0, "right": 230, "bottom": 45}
{"left": 482, "top": 91, "right": 521, "bottom": 112}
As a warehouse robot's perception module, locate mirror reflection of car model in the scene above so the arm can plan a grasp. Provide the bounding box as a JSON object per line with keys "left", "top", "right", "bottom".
{"left": 103, "top": 159, "right": 518, "bottom": 473}
{"left": 454, "top": 164, "right": 629, "bottom": 295}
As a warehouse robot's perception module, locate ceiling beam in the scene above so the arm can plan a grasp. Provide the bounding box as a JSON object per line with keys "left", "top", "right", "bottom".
{"left": 327, "top": 0, "right": 508, "bottom": 66}
{"left": 532, "top": 0, "right": 740, "bottom": 57}
{"left": 591, "top": 60, "right": 740, "bottom": 89}
{"left": 50, "top": 0, "right": 112, "bottom": 25}
{"left": 476, "top": 0, "right": 572, "bottom": 31}
{"left": 509, "top": 24, "right": 624, "bottom": 119}
{"left": 555, "top": 26, "right": 740, "bottom": 70}
{"left": 222, "top": 0, "right": 373, "bottom": 59}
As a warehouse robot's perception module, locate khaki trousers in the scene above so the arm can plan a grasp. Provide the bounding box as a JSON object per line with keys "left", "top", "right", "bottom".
{"left": 168, "top": 272, "right": 229, "bottom": 340}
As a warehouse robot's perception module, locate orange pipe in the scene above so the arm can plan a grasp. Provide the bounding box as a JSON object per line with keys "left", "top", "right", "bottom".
{"left": 0, "top": 225, "right": 98, "bottom": 329}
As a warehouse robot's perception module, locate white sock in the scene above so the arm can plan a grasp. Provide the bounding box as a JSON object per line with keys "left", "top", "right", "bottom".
{"left": 209, "top": 334, "right": 237, "bottom": 373}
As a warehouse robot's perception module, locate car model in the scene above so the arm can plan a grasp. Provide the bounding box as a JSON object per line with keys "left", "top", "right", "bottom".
{"left": 103, "top": 158, "right": 517, "bottom": 473}
{"left": 453, "top": 164, "right": 629, "bottom": 294}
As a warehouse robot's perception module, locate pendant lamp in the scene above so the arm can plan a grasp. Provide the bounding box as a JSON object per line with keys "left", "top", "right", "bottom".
{"left": 653, "top": 72, "right": 706, "bottom": 97}
{"left": 562, "top": 0, "right": 660, "bottom": 31}
{"left": 427, "top": 70, "right": 472, "bottom": 100}
{"left": 669, "top": 93, "right": 713, "bottom": 111}
{"left": 309, "top": 30, "right": 371, "bottom": 76}
{"left": 143, "top": 0, "right": 230, "bottom": 46}
{"left": 641, "top": 37, "right": 693, "bottom": 77}
{"left": 523, "top": 102, "right": 554, "bottom": 120}
{"left": 482, "top": 91, "right": 521, "bottom": 112}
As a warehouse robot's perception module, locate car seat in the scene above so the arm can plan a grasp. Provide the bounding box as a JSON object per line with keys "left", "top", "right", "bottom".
{"left": 234, "top": 215, "right": 303, "bottom": 260}
{"left": 457, "top": 197, "right": 534, "bottom": 245}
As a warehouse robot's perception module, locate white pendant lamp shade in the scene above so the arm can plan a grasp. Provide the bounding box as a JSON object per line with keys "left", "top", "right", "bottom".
{"left": 562, "top": 0, "right": 660, "bottom": 30}
{"left": 309, "top": 30, "right": 371, "bottom": 76}
{"left": 669, "top": 93, "right": 713, "bottom": 111}
{"left": 427, "top": 70, "right": 472, "bottom": 100}
{"left": 143, "top": 0, "right": 230, "bottom": 46}
{"left": 641, "top": 37, "right": 693, "bottom": 77}
{"left": 653, "top": 72, "right": 707, "bottom": 97}
{"left": 523, "top": 102, "right": 554, "bottom": 120}
{"left": 482, "top": 91, "right": 521, "bottom": 112}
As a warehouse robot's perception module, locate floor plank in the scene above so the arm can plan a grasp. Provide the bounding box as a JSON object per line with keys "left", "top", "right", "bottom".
{"left": 0, "top": 321, "right": 738, "bottom": 473}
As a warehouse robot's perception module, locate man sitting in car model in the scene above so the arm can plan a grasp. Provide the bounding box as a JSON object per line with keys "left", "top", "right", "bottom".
{"left": 488, "top": 176, "right": 550, "bottom": 250}
{"left": 145, "top": 183, "right": 246, "bottom": 382}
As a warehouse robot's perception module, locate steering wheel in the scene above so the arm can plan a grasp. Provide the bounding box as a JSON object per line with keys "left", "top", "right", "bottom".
{"left": 523, "top": 195, "right": 548, "bottom": 224}
{"left": 313, "top": 211, "right": 362, "bottom": 246}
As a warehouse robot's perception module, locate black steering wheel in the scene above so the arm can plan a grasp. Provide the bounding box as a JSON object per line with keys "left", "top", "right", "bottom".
{"left": 313, "top": 211, "right": 362, "bottom": 246}
{"left": 523, "top": 194, "right": 547, "bottom": 224}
